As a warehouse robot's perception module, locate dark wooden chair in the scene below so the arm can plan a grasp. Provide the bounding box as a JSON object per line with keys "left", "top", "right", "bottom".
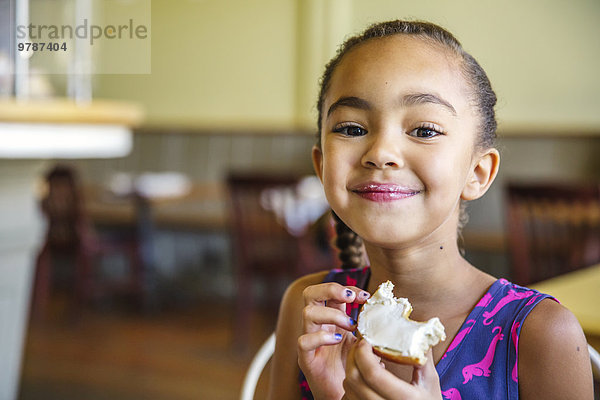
{"left": 505, "top": 182, "right": 600, "bottom": 286}
{"left": 32, "top": 165, "right": 147, "bottom": 320}
{"left": 227, "top": 173, "right": 335, "bottom": 348}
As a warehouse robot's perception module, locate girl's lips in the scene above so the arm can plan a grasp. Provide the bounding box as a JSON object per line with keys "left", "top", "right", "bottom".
{"left": 350, "top": 183, "right": 421, "bottom": 202}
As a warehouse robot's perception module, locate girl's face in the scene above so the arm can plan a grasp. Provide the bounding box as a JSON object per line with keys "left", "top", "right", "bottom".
{"left": 314, "top": 35, "right": 495, "bottom": 250}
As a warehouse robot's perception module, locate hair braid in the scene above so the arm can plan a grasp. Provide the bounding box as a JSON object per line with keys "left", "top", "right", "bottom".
{"left": 332, "top": 212, "right": 364, "bottom": 269}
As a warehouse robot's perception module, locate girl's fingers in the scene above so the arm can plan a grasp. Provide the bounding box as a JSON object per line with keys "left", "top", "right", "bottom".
{"left": 302, "top": 304, "right": 357, "bottom": 333}
{"left": 297, "top": 330, "right": 346, "bottom": 353}
{"left": 343, "top": 340, "right": 386, "bottom": 400}
{"left": 411, "top": 348, "right": 442, "bottom": 393}
{"left": 303, "top": 283, "right": 370, "bottom": 311}
{"left": 348, "top": 286, "right": 371, "bottom": 303}
{"left": 343, "top": 375, "right": 384, "bottom": 400}
{"left": 351, "top": 340, "right": 420, "bottom": 399}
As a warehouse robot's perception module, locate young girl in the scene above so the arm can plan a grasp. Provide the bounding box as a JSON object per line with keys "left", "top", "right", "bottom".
{"left": 267, "top": 20, "right": 593, "bottom": 399}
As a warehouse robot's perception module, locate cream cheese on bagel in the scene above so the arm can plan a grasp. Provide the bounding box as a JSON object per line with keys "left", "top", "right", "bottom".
{"left": 357, "top": 281, "right": 446, "bottom": 366}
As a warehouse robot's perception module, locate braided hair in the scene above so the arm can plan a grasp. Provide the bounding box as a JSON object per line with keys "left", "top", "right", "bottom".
{"left": 332, "top": 212, "right": 365, "bottom": 270}
{"left": 317, "top": 20, "right": 498, "bottom": 263}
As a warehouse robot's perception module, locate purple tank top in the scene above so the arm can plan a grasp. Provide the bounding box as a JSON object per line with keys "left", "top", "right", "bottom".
{"left": 299, "top": 266, "right": 556, "bottom": 399}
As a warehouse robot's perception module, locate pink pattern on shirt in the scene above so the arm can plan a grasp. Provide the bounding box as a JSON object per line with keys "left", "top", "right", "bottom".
{"left": 300, "top": 380, "right": 310, "bottom": 392}
{"left": 442, "top": 319, "right": 476, "bottom": 360}
{"left": 345, "top": 276, "right": 358, "bottom": 315}
{"left": 510, "top": 321, "right": 521, "bottom": 382}
{"left": 476, "top": 293, "right": 493, "bottom": 308}
{"left": 462, "top": 326, "right": 504, "bottom": 384}
{"left": 442, "top": 388, "right": 462, "bottom": 400}
{"left": 526, "top": 293, "right": 541, "bottom": 306}
{"left": 482, "top": 290, "right": 534, "bottom": 325}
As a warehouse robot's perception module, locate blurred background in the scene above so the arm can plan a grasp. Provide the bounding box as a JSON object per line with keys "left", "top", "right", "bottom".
{"left": 1, "top": 0, "right": 599, "bottom": 399}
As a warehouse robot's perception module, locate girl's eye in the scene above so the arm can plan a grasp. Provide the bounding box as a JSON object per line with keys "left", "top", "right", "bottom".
{"left": 409, "top": 126, "right": 443, "bottom": 139}
{"left": 332, "top": 124, "right": 367, "bottom": 137}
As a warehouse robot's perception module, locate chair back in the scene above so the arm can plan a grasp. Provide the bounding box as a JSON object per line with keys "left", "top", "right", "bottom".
{"left": 505, "top": 182, "right": 600, "bottom": 285}
{"left": 240, "top": 333, "right": 275, "bottom": 400}
{"left": 228, "top": 173, "right": 304, "bottom": 276}
{"left": 41, "top": 165, "right": 87, "bottom": 251}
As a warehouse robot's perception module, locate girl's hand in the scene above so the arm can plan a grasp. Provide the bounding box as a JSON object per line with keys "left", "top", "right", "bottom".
{"left": 298, "top": 282, "right": 370, "bottom": 400}
{"left": 343, "top": 340, "right": 443, "bottom": 400}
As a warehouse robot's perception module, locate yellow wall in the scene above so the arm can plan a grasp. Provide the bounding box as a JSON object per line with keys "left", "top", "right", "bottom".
{"left": 94, "top": 0, "right": 600, "bottom": 132}
{"left": 95, "top": 0, "right": 298, "bottom": 129}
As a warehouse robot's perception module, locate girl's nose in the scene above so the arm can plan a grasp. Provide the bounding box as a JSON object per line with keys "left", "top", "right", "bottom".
{"left": 360, "top": 133, "right": 404, "bottom": 169}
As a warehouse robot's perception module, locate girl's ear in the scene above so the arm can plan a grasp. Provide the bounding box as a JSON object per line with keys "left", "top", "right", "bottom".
{"left": 312, "top": 145, "right": 324, "bottom": 182}
{"left": 461, "top": 148, "right": 500, "bottom": 201}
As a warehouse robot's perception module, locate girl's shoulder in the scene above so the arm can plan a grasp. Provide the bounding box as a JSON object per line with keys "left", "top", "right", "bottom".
{"left": 517, "top": 296, "right": 593, "bottom": 399}
{"left": 286, "top": 270, "right": 331, "bottom": 297}
{"left": 437, "top": 278, "right": 592, "bottom": 399}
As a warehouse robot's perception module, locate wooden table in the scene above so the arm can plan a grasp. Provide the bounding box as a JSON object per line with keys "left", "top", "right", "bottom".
{"left": 531, "top": 264, "right": 600, "bottom": 348}
{"left": 84, "top": 182, "right": 228, "bottom": 231}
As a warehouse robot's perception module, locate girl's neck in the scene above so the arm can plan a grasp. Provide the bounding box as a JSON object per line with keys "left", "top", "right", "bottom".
{"left": 364, "top": 239, "right": 493, "bottom": 320}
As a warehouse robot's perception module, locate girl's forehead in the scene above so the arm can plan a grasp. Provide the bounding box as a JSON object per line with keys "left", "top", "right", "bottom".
{"left": 325, "top": 35, "right": 469, "bottom": 110}
{"left": 339, "top": 35, "right": 459, "bottom": 74}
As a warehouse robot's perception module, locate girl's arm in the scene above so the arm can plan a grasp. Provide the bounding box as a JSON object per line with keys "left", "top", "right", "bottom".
{"left": 267, "top": 271, "right": 328, "bottom": 400}
{"left": 518, "top": 299, "right": 594, "bottom": 400}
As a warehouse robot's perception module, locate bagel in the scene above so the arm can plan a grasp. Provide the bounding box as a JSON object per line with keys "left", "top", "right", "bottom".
{"left": 356, "top": 281, "right": 446, "bottom": 366}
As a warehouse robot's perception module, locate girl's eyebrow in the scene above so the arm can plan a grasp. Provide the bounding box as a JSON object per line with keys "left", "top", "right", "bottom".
{"left": 326, "top": 93, "right": 457, "bottom": 118}
{"left": 326, "top": 96, "right": 371, "bottom": 118}
{"left": 400, "top": 92, "right": 457, "bottom": 116}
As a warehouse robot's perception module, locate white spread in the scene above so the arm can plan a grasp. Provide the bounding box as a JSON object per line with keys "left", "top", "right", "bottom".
{"left": 357, "top": 281, "right": 446, "bottom": 362}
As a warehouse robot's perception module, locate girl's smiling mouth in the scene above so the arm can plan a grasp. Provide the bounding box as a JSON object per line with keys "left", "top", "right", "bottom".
{"left": 350, "top": 182, "right": 421, "bottom": 202}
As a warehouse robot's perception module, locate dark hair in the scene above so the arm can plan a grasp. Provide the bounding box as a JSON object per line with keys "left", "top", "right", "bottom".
{"left": 332, "top": 211, "right": 365, "bottom": 269}
{"left": 319, "top": 20, "right": 498, "bottom": 268}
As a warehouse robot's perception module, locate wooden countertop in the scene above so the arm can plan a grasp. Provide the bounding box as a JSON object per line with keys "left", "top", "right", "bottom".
{"left": 0, "top": 98, "right": 144, "bottom": 126}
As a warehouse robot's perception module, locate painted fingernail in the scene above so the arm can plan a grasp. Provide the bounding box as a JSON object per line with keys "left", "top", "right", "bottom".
{"left": 334, "top": 333, "right": 342, "bottom": 341}
{"left": 349, "top": 318, "right": 356, "bottom": 326}
{"left": 345, "top": 289, "right": 353, "bottom": 297}
{"left": 360, "top": 291, "right": 370, "bottom": 298}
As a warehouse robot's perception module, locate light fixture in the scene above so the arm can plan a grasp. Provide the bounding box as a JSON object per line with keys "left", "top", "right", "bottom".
{"left": 0, "top": 122, "right": 133, "bottom": 158}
